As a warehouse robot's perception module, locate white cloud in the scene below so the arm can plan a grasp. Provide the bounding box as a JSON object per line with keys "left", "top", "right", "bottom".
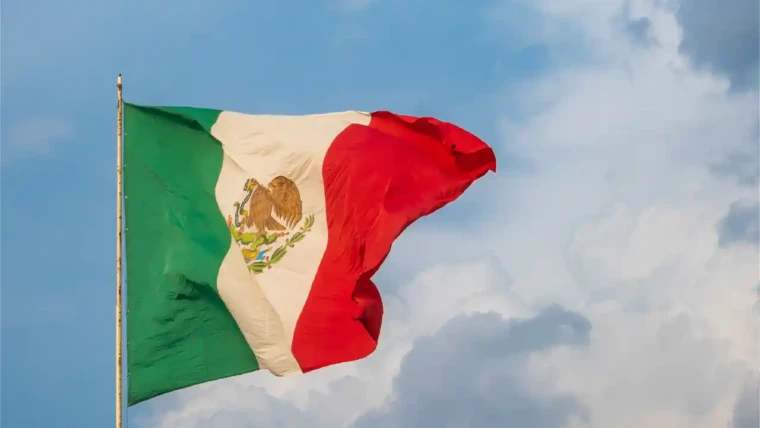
{"left": 354, "top": 308, "right": 593, "bottom": 428}
{"left": 140, "top": 259, "right": 525, "bottom": 428}
{"left": 486, "top": 1, "right": 758, "bottom": 426}
{"left": 140, "top": 0, "right": 758, "bottom": 426}
{"left": 3, "top": 116, "right": 75, "bottom": 162}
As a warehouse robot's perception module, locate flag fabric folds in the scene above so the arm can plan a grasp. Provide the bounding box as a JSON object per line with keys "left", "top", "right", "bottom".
{"left": 124, "top": 104, "right": 496, "bottom": 405}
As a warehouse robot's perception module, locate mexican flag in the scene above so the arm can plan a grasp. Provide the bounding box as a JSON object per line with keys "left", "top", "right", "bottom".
{"left": 124, "top": 103, "right": 496, "bottom": 405}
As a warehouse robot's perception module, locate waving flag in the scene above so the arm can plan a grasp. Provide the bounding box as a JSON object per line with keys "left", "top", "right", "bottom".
{"left": 124, "top": 104, "right": 496, "bottom": 405}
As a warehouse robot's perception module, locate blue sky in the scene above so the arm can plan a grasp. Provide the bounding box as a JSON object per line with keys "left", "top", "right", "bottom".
{"left": 2, "top": 1, "right": 758, "bottom": 427}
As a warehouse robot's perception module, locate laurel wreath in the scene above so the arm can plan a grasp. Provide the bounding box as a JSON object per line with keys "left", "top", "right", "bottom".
{"left": 229, "top": 215, "right": 315, "bottom": 275}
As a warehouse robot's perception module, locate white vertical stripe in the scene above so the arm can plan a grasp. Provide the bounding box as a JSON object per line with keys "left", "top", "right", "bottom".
{"left": 212, "top": 110, "right": 371, "bottom": 375}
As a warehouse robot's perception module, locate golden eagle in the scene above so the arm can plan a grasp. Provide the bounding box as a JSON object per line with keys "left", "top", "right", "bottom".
{"left": 243, "top": 176, "right": 303, "bottom": 235}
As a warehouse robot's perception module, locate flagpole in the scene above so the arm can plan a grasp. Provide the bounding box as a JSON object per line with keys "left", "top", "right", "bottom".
{"left": 116, "top": 74, "right": 124, "bottom": 428}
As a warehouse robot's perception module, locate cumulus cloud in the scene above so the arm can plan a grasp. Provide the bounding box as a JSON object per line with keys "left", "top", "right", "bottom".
{"left": 732, "top": 373, "right": 760, "bottom": 428}
{"left": 626, "top": 16, "right": 653, "bottom": 46}
{"left": 718, "top": 199, "right": 759, "bottom": 248}
{"left": 711, "top": 146, "right": 760, "bottom": 188}
{"left": 140, "top": 0, "right": 758, "bottom": 427}
{"left": 141, "top": 258, "right": 527, "bottom": 428}
{"left": 3, "top": 116, "right": 75, "bottom": 162}
{"left": 677, "top": 0, "right": 759, "bottom": 91}
{"left": 354, "top": 308, "right": 591, "bottom": 428}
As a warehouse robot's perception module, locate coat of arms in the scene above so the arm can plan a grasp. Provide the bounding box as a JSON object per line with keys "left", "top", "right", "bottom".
{"left": 228, "top": 176, "right": 314, "bottom": 274}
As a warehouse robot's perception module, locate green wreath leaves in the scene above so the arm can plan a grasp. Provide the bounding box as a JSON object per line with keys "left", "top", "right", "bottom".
{"left": 246, "top": 214, "right": 315, "bottom": 274}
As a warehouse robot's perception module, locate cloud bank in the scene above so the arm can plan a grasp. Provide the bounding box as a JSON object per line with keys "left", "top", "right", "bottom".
{"left": 135, "top": 0, "right": 758, "bottom": 427}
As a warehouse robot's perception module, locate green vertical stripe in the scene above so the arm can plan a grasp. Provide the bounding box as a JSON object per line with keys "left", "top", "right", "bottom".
{"left": 124, "top": 103, "right": 259, "bottom": 406}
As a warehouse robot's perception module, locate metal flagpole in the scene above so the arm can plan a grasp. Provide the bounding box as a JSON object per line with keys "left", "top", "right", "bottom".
{"left": 116, "top": 74, "right": 124, "bottom": 428}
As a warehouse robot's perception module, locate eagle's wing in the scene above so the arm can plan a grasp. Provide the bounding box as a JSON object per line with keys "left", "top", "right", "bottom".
{"left": 268, "top": 177, "right": 303, "bottom": 228}
{"left": 247, "top": 186, "right": 274, "bottom": 229}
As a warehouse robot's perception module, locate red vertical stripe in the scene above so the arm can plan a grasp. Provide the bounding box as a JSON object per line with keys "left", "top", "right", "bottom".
{"left": 291, "top": 111, "right": 496, "bottom": 372}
